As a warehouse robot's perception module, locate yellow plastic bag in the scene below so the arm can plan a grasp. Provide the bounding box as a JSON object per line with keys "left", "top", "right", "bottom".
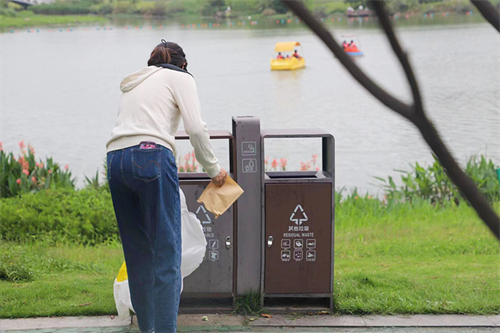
{"left": 113, "top": 262, "right": 133, "bottom": 318}
{"left": 197, "top": 176, "right": 244, "bottom": 219}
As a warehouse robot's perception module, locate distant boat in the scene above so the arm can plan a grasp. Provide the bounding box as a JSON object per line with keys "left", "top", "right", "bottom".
{"left": 270, "top": 41, "right": 306, "bottom": 71}
{"left": 341, "top": 34, "right": 365, "bottom": 57}
{"left": 346, "top": 9, "right": 373, "bottom": 18}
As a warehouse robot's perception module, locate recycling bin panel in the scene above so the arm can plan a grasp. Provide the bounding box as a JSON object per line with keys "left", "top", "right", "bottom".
{"left": 260, "top": 128, "right": 335, "bottom": 311}
{"left": 264, "top": 183, "right": 332, "bottom": 294}
{"left": 181, "top": 183, "right": 234, "bottom": 294}
{"left": 175, "top": 130, "right": 236, "bottom": 307}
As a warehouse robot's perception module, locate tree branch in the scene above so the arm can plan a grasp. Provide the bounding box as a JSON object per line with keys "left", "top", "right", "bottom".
{"left": 470, "top": 0, "right": 500, "bottom": 32}
{"left": 280, "top": 0, "right": 415, "bottom": 122}
{"left": 281, "top": 0, "right": 500, "bottom": 241}
{"left": 371, "top": 1, "right": 424, "bottom": 118}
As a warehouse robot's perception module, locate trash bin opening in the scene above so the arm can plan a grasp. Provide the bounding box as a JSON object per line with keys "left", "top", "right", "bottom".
{"left": 178, "top": 172, "right": 212, "bottom": 180}
{"left": 266, "top": 171, "right": 319, "bottom": 179}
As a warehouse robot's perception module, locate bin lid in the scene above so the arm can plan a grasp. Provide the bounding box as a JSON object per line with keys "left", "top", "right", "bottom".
{"left": 176, "top": 130, "right": 232, "bottom": 140}
{"left": 261, "top": 128, "right": 332, "bottom": 138}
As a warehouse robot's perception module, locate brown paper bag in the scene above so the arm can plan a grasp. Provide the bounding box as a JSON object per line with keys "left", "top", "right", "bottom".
{"left": 197, "top": 176, "right": 244, "bottom": 219}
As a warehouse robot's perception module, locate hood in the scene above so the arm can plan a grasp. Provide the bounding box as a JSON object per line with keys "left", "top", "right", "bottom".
{"left": 120, "top": 66, "right": 163, "bottom": 92}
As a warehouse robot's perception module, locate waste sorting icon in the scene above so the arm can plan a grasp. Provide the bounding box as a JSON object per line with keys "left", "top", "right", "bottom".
{"left": 290, "top": 204, "right": 308, "bottom": 225}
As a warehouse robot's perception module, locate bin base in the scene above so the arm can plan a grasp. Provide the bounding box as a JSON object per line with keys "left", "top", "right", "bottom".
{"left": 263, "top": 295, "right": 332, "bottom": 313}
{"left": 180, "top": 294, "right": 234, "bottom": 314}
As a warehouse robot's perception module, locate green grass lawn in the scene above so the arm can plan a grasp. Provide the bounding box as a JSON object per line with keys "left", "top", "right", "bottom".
{"left": 1, "top": 200, "right": 499, "bottom": 318}
{"left": 0, "top": 10, "right": 107, "bottom": 29}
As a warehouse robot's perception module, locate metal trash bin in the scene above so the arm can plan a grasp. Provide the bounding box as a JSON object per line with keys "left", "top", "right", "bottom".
{"left": 260, "top": 129, "right": 335, "bottom": 312}
{"left": 232, "top": 116, "right": 263, "bottom": 297}
{"left": 177, "top": 130, "right": 236, "bottom": 313}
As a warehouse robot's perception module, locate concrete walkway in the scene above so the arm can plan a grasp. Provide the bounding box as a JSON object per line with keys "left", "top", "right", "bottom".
{"left": 1, "top": 314, "right": 499, "bottom": 332}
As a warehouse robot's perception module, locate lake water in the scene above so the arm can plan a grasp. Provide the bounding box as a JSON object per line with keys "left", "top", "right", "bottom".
{"left": 2, "top": 15, "right": 499, "bottom": 193}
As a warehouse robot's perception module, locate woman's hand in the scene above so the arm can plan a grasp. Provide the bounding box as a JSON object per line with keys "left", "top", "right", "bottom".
{"left": 212, "top": 168, "right": 227, "bottom": 187}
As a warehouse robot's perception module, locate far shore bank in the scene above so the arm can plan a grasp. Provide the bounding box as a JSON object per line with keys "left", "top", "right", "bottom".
{"left": 2, "top": 0, "right": 496, "bottom": 31}
{"left": 1, "top": 9, "right": 487, "bottom": 31}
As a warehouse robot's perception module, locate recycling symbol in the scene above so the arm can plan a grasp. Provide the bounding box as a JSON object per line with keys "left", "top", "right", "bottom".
{"left": 196, "top": 205, "right": 212, "bottom": 224}
{"left": 290, "top": 204, "right": 308, "bottom": 225}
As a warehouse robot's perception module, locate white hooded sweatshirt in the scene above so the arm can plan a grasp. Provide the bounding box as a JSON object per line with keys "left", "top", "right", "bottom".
{"left": 106, "top": 66, "right": 221, "bottom": 178}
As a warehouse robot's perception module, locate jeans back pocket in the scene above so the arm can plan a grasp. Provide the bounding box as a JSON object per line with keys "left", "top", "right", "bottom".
{"left": 131, "top": 149, "right": 161, "bottom": 182}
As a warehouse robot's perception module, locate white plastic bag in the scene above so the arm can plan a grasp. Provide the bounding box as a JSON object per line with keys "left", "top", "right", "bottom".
{"left": 179, "top": 188, "right": 207, "bottom": 278}
{"left": 113, "top": 188, "right": 207, "bottom": 319}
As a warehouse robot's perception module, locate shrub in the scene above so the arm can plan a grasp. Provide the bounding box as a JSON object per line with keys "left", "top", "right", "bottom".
{"left": 0, "top": 8, "right": 17, "bottom": 17}
{"left": 112, "top": 2, "right": 135, "bottom": 14}
{"left": 31, "top": 3, "right": 91, "bottom": 15}
{"left": 201, "top": 0, "right": 226, "bottom": 16}
{"left": 376, "top": 155, "right": 500, "bottom": 206}
{"left": 151, "top": 1, "right": 168, "bottom": 16}
{"left": 261, "top": 8, "right": 276, "bottom": 15}
{"left": 0, "top": 142, "right": 75, "bottom": 198}
{"left": 98, "top": 3, "right": 113, "bottom": 15}
{"left": 0, "top": 188, "right": 119, "bottom": 245}
{"left": 323, "top": 2, "right": 349, "bottom": 14}
{"left": 167, "top": 1, "right": 185, "bottom": 14}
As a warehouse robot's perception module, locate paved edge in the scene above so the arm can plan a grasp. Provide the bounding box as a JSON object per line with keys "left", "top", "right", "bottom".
{"left": 2, "top": 314, "right": 499, "bottom": 331}
{"left": 0, "top": 316, "right": 131, "bottom": 331}
{"left": 249, "top": 314, "right": 499, "bottom": 328}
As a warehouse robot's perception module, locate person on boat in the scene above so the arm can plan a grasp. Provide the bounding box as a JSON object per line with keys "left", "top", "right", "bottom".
{"left": 292, "top": 49, "right": 302, "bottom": 59}
{"left": 345, "top": 40, "right": 359, "bottom": 53}
{"left": 277, "top": 52, "right": 284, "bottom": 60}
{"left": 342, "top": 40, "right": 348, "bottom": 49}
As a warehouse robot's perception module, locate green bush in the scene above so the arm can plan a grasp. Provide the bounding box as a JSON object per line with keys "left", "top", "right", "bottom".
{"left": 151, "top": 1, "right": 168, "bottom": 16}
{"left": 98, "top": 3, "right": 113, "bottom": 15}
{"left": 376, "top": 155, "right": 500, "bottom": 206}
{"left": 202, "top": 0, "right": 226, "bottom": 16}
{"left": 31, "top": 2, "right": 92, "bottom": 15}
{"left": 0, "top": 8, "right": 17, "bottom": 17}
{"left": 112, "top": 1, "right": 135, "bottom": 14}
{"left": 0, "top": 142, "right": 75, "bottom": 198}
{"left": 0, "top": 188, "right": 119, "bottom": 245}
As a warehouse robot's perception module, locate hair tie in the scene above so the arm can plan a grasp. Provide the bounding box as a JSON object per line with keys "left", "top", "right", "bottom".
{"left": 161, "top": 39, "right": 168, "bottom": 47}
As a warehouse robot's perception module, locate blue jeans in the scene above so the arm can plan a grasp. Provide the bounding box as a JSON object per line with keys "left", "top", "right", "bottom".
{"left": 107, "top": 145, "right": 181, "bottom": 333}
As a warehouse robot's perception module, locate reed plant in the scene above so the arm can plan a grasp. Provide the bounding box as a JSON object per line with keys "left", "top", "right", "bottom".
{"left": 375, "top": 154, "right": 499, "bottom": 206}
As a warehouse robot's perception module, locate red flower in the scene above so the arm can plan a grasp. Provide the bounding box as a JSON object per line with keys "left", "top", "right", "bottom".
{"left": 22, "top": 169, "right": 29, "bottom": 176}
{"left": 64, "top": 164, "right": 69, "bottom": 170}
{"left": 31, "top": 176, "right": 36, "bottom": 183}
{"left": 16, "top": 179, "right": 21, "bottom": 184}
{"left": 28, "top": 144, "right": 35, "bottom": 155}
{"left": 19, "top": 140, "right": 25, "bottom": 150}
{"left": 271, "top": 159, "right": 278, "bottom": 169}
{"left": 280, "top": 158, "right": 287, "bottom": 170}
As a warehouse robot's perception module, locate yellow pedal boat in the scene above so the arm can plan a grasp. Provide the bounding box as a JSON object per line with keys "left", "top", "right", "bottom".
{"left": 270, "top": 41, "right": 306, "bottom": 71}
